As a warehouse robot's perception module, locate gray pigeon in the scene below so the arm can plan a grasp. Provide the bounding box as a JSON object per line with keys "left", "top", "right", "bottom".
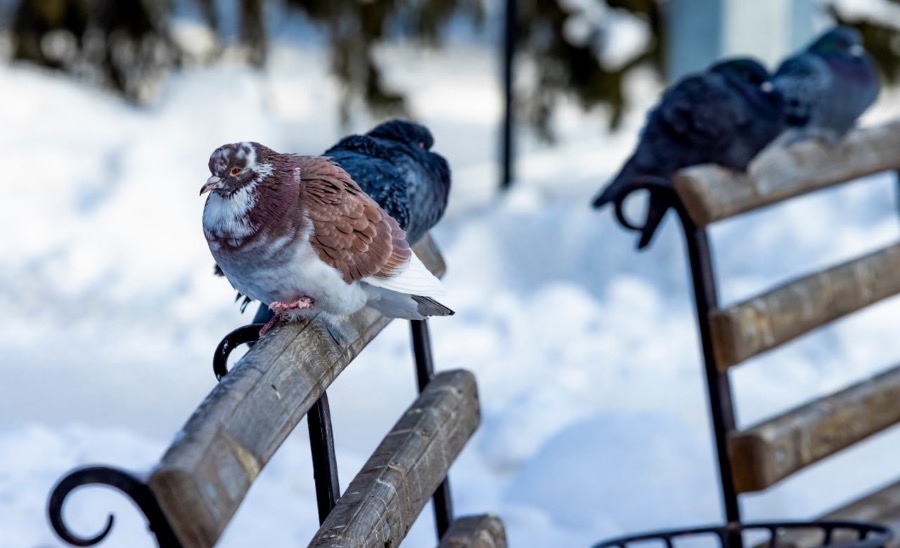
{"left": 593, "top": 58, "right": 785, "bottom": 249}
{"left": 772, "top": 25, "right": 879, "bottom": 143}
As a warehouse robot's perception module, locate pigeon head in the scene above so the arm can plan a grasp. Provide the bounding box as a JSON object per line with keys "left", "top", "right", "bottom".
{"left": 809, "top": 26, "right": 864, "bottom": 58}
{"left": 710, "top": 57, "right": 783, "bottom": 114}
{"left": 201, "top": 141, "right": 275, "bottom": 196}
{"left": 369, "top": 119, "right": 435, "bottom": 149}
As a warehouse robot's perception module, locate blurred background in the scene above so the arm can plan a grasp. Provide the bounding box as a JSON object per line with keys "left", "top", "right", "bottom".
{"left": 2, "top": 0, "right": 900, "bottom": 546}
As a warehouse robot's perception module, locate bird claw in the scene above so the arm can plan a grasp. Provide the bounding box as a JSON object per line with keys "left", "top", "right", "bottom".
{"left": 259, "top": 314, "right": 288, "bottom": 337}
{"left": 259, "top": 297, "right": 315, "bottom": 337}
{"left": 269, "top": 296, "right": 315, "bottom": 313}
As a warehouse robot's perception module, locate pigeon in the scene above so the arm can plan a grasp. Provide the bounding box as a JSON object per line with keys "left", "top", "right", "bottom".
{"left": 772, "top": 25, "right": 879, "bottom": 143}
{"left": 327, "top": 119, "right": 451, "bottom": 245}
{"left": 201, "top": 142, "right": 454, "bottom": 335}
{"left": 215, "top": 120, "right": 452, "bottom": 318}
{"left": 592, "top": 57, "right": 785, "bottom": 249}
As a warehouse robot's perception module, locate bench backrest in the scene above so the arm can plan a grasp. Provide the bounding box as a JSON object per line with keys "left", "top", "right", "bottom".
{"left": 668, "top": 120, "right": 900, "bottom": 525}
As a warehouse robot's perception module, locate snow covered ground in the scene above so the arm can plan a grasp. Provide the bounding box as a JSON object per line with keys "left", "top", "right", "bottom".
{"left": 2, "top": 35, "right": 900, "bottom": 548}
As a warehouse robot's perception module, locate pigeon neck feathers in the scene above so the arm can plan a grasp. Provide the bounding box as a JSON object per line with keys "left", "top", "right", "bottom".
{"left": 203, "top": 142, "right": 301, "bottom": 248}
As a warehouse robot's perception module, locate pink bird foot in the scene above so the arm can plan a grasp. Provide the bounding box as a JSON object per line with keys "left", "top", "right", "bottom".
{"left": 269, "top": 296, "right": 315, "bottom": 313}
{"left": 259, "top": 297, "right": 316, "bottom": 337}
{"left": 258, "top": 314, "right": 287, "bottom": 337}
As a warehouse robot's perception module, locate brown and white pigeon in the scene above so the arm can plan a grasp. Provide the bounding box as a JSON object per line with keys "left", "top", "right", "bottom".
{"left": 200, "top": 141, "right": 453, "bottom": 335}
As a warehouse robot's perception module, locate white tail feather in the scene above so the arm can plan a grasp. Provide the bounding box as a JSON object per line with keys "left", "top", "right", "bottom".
{"left": 363, "top": 252, "right": 445, "bottom": 297}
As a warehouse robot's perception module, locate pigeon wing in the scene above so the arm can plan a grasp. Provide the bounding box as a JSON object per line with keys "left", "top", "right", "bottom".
{"left": 657, "top": 74, "right": 747, "bottom": 146}
{"left": 324, "top": 136, "right": 413, "bottom": 231}
{"left": 299, "top": 156, "right": 411, "bottom": 284}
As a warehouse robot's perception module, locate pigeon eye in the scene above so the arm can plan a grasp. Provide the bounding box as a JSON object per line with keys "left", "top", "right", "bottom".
{"left": 230, "top": 167, "right": 242, "bottom": 176}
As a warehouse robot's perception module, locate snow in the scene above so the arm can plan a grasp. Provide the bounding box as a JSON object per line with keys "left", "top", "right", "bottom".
{"left": 2, "top": 35, "right": 900, "bottom": 548}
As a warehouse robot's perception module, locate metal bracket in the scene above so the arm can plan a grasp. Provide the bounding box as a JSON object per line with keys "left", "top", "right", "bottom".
{"left": 47, "top": 466, "right": 180, "bottom": 547}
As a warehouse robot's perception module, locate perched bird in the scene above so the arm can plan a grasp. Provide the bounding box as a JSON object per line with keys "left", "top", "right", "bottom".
{"left": 201, "top": 142, "right": 454, "bottom": 335}
{"left": 215, "top": 120, "right": 452, "bottom": 317}
{"left": 592, "top": 57, "right": 785, "bottom": 249}
{"left": 326, "top": 119, "right": 451, "bottom": 245}
{"left": 772, "top": 25, "right": 879, "bottom": 143}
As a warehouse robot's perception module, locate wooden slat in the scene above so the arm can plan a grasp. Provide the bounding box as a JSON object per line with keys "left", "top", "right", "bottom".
{"left": 148, "top": 236, "right": 446, "bottom": 547}
{"left": 710, "top": 243, "right": 900, "bottom": 371}
{"left": 309, "top": 370, "right": 480, "bottom": 548}
{"left": 760, "top": 478, "right": 900, "bottom": 548}
{"left": 673, "top": 119, "right": 900, "bottom": 226}
{"left": 439, "top": 514, "right": 508, "bottom": 548}
{"left": 730, "top": 364, "right": 900, "bottom": 493}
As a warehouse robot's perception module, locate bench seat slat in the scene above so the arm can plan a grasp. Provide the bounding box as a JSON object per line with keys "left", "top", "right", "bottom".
{"left": 309, "top": 370, "right": 480, "bottom": 547}
{"left": 730, "top": 364, "right": 900, "bottom": 493}
{"left": 710, "top": 243, "right": 900, "bottom": 371}
{"left": 147, "top": 236, "right": 445, "bottom": 547}
{"left": 761, "top": 478, "right": 900, "bottom": 548}
{"left": 439, "top": 514, "right": 508, "bottom": 548}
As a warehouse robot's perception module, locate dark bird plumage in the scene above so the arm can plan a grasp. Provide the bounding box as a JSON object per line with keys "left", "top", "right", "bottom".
{"left": 201, "top": 142, "right": 453, "bottom": 334}
{"left": 772, "top": 25, "right": 879, "bottom": 143}
{"left": 592, "top": 57, "right": 785, "bottom": 249}
{"left": 326, "top": 119, "right": 451, "bottom": 245}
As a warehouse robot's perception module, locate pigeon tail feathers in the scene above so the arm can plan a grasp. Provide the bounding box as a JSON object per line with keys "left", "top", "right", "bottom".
{"left": 363, "top": 252, "right": 445, "bottom": 297}
{"left": 412, "top": 296, "right": 455, "bottom": 317}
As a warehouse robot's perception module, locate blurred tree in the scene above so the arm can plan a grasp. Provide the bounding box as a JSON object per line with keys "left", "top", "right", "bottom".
{"left": 268, "top": 0, "right": 485, "bottom": 125}
{"left": 11, "top": 0, "right": 180, "bottom": 102}
{"left": 515, "top": 0, "right": 663, "bottom": 140}
{"left": 5, "top": 0, "right": 899, "bottom": 139}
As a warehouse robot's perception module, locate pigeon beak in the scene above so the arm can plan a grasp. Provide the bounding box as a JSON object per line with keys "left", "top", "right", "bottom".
{"left": 760, "top": 81, "right": 774, "bottom": 93}
{"left": 850, "top": 44, "right": 864, "bottom": 57}
{"left": 200, "top": 175, "right": 222, "bottom": 196}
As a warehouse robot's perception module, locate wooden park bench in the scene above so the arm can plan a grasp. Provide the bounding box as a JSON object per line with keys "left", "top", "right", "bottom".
{"left": 666, "top": 119, "right": 900, "bottom": 545}
{"left": 597, "top": 120, "right": 900, "bottom": 548}
{"left": 47, "top": 235, "right": 507, "bottom": 548}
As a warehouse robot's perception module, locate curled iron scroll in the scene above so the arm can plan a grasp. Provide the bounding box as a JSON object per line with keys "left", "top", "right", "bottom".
{"left": 47, "top": 465, "right": 178, "bottom": 546}
{"left": 212, "top": 323, "right": 264, "bottom": 381}
{"left": 609, "top": 176, "right": 691, "bottom": 247}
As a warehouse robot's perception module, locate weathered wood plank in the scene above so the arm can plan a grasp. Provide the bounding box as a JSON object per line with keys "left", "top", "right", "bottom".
{"left": 147, "top": 236, "right": 446, "bottom": 547}
{"left": 710, "top": 243, "right": 900, "bottom": 371}
{"left": 309, "top": 370, "right": 480, "bottom": 548}
{"left": 439, "top": 514, "right": 508, "bottom": 548}
{"left": 730, "top": 364, "right": 900, "bottom": 493}
{"left": 758, "top": 478, "right": 900, "bottom": 547}
{"left": 673, "top": 120, "right": 900, "bottom": 226}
